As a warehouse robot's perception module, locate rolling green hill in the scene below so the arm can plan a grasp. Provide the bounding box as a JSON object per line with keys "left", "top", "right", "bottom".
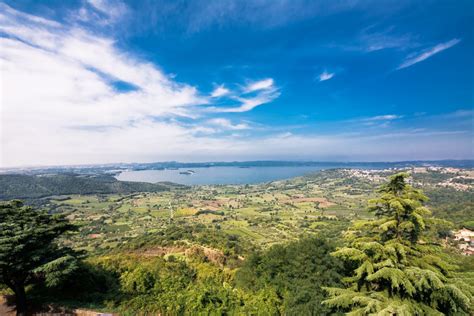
{"left": 0, "top": 174, "right": 181, "bottom": 200}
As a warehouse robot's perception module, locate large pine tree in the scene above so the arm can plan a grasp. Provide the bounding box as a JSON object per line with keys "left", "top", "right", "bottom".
{"left": 323, "top": 173, "right": 473, "bottom": 315}
{"left": 0, "top": 200, "right": 77, "bottom": 316}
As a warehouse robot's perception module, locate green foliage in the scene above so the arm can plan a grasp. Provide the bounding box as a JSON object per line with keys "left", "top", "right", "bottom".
{"left": 367, "top": 172, "right": 431, "bottom": 243}
{"left": 0, "top": 200, "right": 77, "bottom": 314}
{"left": 120, "top": 266, "right": 156, "bottom": 294}
{"left": 29, "top": 260, "right": 120, "bottom": 310}
{"left": 462, "top": 221, "right": 474, "bottom": 231}
{"left": 38, "top": 243, "right": 324, "bottom": 315}
{"left": 119, "top": 223, "right": 252, "bottom": 260}
{"left": 425, "top": 187, "right": 474, "bottom": 228}
{"left": 48, "top": 254, "right": 284, "bottom": 315}
{"left": 0, "top": 174, "right": 177, "bottom": 200}
{"left": 323, "top": 173, "right": 473, "bottom": 315}
{"left": 34, "top": 255, "right": 79, "bottom": 288}
{"left": 236, "top": 236, "right": 342, "bottom": 315}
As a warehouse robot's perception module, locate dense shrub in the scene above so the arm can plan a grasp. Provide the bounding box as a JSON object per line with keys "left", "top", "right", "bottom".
{"left": 236, "top": 236, "right": 343, "bottom": 315}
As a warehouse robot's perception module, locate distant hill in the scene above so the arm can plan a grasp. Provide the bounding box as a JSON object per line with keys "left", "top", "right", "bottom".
{"left": 2, "top": 160, "right": 473, "bottom": 176}
{"left": 0, "top": 174, "right": 181, "bottom": 200}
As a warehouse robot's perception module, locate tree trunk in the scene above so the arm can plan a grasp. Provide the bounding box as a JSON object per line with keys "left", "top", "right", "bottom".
{"left": 14, "top": 284, "right": 27, "bottom": 316}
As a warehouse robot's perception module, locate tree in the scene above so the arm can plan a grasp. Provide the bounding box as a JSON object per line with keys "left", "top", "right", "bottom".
{"left": 236, "top": 236, "right": 342, "bottom": 314}
{"left": 323, "top": 173, "right": 473, "bottom": 315}
{"left": 0, "top": 200, "right": 77, "bottom": 315}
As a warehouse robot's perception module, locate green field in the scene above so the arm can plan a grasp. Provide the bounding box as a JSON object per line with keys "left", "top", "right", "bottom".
{"left": 33, "top": 168, "right": 471, "bottom": 254}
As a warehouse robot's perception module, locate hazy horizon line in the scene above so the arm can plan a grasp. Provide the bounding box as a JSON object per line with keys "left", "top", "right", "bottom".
{"left": 2, "top": 158, "right": 473, "bottom": 170}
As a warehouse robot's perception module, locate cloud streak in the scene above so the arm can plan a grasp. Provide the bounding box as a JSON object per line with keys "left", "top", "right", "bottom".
{"left": 86, "top": 0, "right": 129, "bottom": 22}
{"left": 207, "top": 118, "right": 250, "bottom": 130}
{"left": 207, "top": 79, "right": 280, "bottom": 113}
{"left": 210, "top": 85, "right": 230, "bottom": 98}
{"left": 397, "top": 39, "right": 461, "bottom": 70}
{"left": 364, "top": 115, "right": 402, "bottom": 121}
{"left": 244, "top": 78, "right": 274, "bottom": 93}
{"left": 318, "top": 71, "right": 334, "bottom": 82}
{"left": 138, "top": 0, "right": 388, "bottom": 34}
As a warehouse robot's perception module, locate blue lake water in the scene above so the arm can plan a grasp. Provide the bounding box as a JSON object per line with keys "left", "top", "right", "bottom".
{"left": 115, "top": 165, "right": 375, "bottom": 185}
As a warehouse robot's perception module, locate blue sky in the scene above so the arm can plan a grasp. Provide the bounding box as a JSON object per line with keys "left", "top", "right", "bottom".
{"left": 0, "top": 0, "right": 473, "bottom": 166}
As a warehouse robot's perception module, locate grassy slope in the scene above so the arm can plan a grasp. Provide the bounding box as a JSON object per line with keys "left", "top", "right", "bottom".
{"left": 0, "top": 174, "right": 182, "bottom": 200}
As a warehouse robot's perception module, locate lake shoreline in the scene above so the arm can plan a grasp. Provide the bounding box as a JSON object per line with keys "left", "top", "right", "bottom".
{"left": 115, "top": 165, "right": 385, "bottom": 185}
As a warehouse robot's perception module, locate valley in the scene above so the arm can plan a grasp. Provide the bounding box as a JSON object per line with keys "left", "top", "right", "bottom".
{"left": 26, "top": 167, "right": 472, "bottom": 254}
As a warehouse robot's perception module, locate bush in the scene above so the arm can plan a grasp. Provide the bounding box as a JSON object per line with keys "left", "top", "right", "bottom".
{"left": 235, "top": 236, "right": 342, "bottom": 315}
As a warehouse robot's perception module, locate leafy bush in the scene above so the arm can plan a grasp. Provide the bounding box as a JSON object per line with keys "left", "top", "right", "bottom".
{"left": 236, "top": 236, "right": 343, "bottom": 315}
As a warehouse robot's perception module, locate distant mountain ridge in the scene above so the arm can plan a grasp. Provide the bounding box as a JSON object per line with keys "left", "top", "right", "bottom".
{"left": 2, "top": 160, "right": 473, "bottom": 175}
{"left": 0, "top": 174, "right": 181, "bottom": 200}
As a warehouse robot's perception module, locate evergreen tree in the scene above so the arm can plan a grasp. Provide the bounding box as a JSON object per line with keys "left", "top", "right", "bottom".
{"left": 236, "top": 236, "right": 342, "bottom": 315}
{"left": 0, "top": 200, "right": 77, "bottom": 315}
{"left": 323, "top": 173, "right": 473, "bottom": 315}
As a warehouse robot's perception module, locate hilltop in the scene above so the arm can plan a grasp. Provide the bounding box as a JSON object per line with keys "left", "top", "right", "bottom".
{"left": 0, "top": 174, "right": 182, "bottom": 200}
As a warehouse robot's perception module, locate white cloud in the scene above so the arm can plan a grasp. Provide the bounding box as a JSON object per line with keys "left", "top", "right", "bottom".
{"left": 442, "top": 110, "right": 474, "bottom": 118}
{"left": 244, "top": 78, "right": 274, "bottom": 93}
{"left": 207, "top": 78, "right": 280, "bottom": 113}
{"left": 358, "top": 114, "right": 403, "bottom": 127}
{"left": 0, "top": 4, "right": 205, "bottom": 166}
{"left": 210, "top": 85, "right": 230, "bottom": 98}
{"left": 397, "top": 39, "right": 461, "bottom": 70}
{"left": 318, "top": 71, "right": 334, "bottom": 82}
{"left": 358, "top": 27, "right": 417, "bottom": 52}
{"left": 207, "top": 118, "right": 250, "bottom": 130}
{"left": 141, "top": 1, "right": 408, "bottom": 34}
{"left": 86, "top": 0, "right": 129, "bottom": 21}
{"left": 329, "top": 26, "right": 418, "bottom": 53}
{"left": 219, "top": 91, "right": 280, "bottom": 113}
{"left": 364, "top": 115, "right": 402, "bottom": 121}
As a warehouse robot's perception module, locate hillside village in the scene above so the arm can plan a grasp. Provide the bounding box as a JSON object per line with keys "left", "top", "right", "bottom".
{"left": 454, "top": 228, "right": 474, "bottom": 255}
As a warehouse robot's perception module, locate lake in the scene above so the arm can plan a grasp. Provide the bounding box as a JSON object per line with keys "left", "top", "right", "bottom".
{"left": 115, "top": 165, "right": 374, "bottom": 185}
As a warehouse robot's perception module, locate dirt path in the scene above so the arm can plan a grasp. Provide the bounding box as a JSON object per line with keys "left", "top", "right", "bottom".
{"left": 0, "top": 296, "right": 15, "bottom": 315}
{"left": 0, "top": 296, "right": 116, "bottom": 316}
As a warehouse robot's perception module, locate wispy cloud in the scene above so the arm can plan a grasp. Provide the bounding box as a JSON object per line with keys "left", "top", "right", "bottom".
{"left": 364, "top": 114, "right": 403, "bottom": 121}
{"left": 210, "top": 85, "right": 230, "bottom": 98}
{"left": 397, "top": 39, "right": 461, "bottom": 70}
{"left": 226, "top": 92, "right": 279, "bottom": 113}
{"left": 208, "top": 79, "right": 280, "bottom": 113}
{"left": 138, "top": 0, "right": 383, "bottom": 34}
{"left": 244, "top": 78, "right": 274, "bottom": 93}
{"left": 438, "top": 109, "right": 473, "bottom": 119}
{"left": 207, "top": 118, "right": 250, "bottom": 130}
{"left": 359, "top": 27, "right": 417, "bottom": 52}
{"left": 331, "top": 26, "right": 418, "bottom": 53}
{"left": 318, "top": 71, "right": 335, "bottom": 82}
{"left": 86, "top": 0, "right": 129, "bottom": 21}
{"left": 72, "top": 0, "right": 129, "bottom": 26}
